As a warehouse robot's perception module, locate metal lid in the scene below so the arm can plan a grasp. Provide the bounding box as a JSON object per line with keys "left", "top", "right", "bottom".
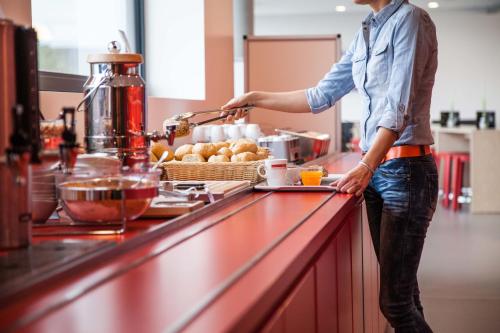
{"left": 87, "top": 53, "right": 143, "bottom": 64}
{"left": 87, "top": 40, "right": 143, "bottom": 64}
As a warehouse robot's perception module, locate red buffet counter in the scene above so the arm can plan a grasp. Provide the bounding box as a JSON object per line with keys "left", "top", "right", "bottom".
{"left": 0, "top": 153, "right": 387, "bottom": 333}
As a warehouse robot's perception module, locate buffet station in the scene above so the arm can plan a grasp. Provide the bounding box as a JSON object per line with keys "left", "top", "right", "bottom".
{"left": 0, "top": 19, "right": 385, "bottom": 333}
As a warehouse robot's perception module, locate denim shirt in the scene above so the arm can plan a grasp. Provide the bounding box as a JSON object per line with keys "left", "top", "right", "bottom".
{"left": 306, "top": 0, "right": 438, "bottom": 152}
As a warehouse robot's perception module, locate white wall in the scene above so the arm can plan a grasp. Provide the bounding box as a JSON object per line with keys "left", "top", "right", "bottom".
{"left": 255, "top": 9, "right": 500, "bottom": 122}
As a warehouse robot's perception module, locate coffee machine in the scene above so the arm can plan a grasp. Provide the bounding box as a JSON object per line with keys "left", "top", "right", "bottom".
{"left": 0, "top": 19, "right": 41, "bottom": 249}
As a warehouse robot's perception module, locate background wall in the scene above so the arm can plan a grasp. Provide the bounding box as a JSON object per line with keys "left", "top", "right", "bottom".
{"left": 0, "top": 0, "right": 31, "bottom": 25}
{"left": 255, "top": 8, "right": 500, "bottom": 122}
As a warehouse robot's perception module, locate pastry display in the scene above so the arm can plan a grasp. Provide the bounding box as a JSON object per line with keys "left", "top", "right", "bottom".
{"left": 213, "top": 141, "right": 230, "bottom": 151}
{"left": 175, "top": 144, "right": 194, "bottom": 160}
{"left": 231, "top": 152, "right": 258, "bottom": 162}
{"left": 181, "top": 153, "right": 206, "bottom": 162}
{"left": 192, "top": 143, "right": 217, "bottom": 159}
{"left": 256, "top": 147, "right": 270, "bottom": 160}
{"left": 168, "top": 139, "right": 266, "bottom": 164}
{"left": 231, "top": 142, "right": 258, "bottom": 155}
{"left": 150, "top": 142, "right": 174, "bottom": 162}
{"left": 208, "top": 155, "right": 230, "bottom": 163}
{"left": 217, "top": 147, "right": 233, "bottom": 158}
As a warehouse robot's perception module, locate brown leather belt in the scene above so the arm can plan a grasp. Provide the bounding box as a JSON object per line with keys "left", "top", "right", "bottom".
{"left": 380, "top": 145, "right": 431, "bottom": 164}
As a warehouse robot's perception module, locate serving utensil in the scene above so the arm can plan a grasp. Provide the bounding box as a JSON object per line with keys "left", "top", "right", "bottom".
{"left": 132, "top": 150, "right": 169, "bottom": 189}
{"left": 163, "top": 106, "right": 254, "bottom": 145}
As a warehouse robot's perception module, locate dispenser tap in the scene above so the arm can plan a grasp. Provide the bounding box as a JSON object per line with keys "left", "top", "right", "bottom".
{"left": 59, "top": 107, "right": 79, "bottom": 174}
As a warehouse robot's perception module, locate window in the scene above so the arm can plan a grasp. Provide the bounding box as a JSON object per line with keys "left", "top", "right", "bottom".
{"left": 145, "top": 0, "right": 205, "bottom": 100}
{"left": 31, "top": 0, "right": 142, "bottom": 91}
{"left": 31, "top": 0, "right": 206, "bottom": 99}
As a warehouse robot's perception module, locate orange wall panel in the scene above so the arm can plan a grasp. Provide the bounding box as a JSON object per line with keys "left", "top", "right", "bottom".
{"left": 245, "top": 36, "right": 342, "bottom": 152}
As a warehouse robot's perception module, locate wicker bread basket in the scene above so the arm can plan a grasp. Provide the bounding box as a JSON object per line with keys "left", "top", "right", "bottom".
{"left": 161, "top": 160, "right": 264, "bottom": 184}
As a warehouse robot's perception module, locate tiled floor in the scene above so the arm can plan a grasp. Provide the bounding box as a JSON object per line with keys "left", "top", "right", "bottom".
{"left": 418, "top": 206, "right": 500, "bottom": 333}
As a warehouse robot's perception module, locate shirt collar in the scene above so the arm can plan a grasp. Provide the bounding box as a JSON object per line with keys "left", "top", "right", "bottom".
{"left": 363, "top": 0, "right": 406, "bottom": 28}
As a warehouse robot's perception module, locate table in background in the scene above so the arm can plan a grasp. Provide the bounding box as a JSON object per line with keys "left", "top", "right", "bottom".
{"left": 432, "top": 126, "right": 500, "bottom": 213}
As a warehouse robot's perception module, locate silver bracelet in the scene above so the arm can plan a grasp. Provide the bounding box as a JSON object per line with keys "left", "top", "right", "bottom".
{"left": 359, "top": 161, "right": 375, "bottom": 175}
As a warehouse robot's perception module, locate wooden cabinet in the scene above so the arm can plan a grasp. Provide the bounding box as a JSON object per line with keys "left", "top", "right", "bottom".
{"left": 262, "top": 269, "right": 316, "bottom": 333}
{"left": 337, "top": 218, "right": 354, "bottom": 333}
{"left": 260, "top": 204, "right": 386, "bottom": 333}
{"left": 316, "top": 238, "right": 338, "bottom": 333}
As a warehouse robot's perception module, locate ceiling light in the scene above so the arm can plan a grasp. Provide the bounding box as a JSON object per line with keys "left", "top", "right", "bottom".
{"left": 336, "top": 5, "right": 347, "bottom": 12}
{"left": 428, "top": 2, "right": 439, "bottom": 9}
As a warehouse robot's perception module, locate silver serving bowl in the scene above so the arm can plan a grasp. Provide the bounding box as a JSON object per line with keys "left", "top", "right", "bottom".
{"left": 58, "top": 175, "right": 159, "bottom": 223}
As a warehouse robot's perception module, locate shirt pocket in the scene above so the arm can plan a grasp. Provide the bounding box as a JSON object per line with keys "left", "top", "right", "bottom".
{"left": 351, "top": 52, "right": 366, "bottom": 89}
{"left": 370, "top": 41, "right": 390, "bottom": 85}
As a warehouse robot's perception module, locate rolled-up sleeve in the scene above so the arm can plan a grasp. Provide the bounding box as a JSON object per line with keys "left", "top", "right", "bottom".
{"left": 306, "top": 34, "right": 358, "bottom": 114}
{"left": 377, "top": 9, "right": 420, "bottom": 134}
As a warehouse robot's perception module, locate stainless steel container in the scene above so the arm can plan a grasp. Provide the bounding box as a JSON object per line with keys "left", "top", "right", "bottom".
{"left": 258, "top": 135, "right": 302, "bottom": 163}
{"left": 83, "top": 42, "right": 147, "bottom": 167}
{"left": 275, "top": 129, "right": 331, "bottom": 162}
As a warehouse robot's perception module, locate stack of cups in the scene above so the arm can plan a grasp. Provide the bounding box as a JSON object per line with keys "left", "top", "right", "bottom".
{"left": 191, "top": 123, "right": 263, "bottom": 143}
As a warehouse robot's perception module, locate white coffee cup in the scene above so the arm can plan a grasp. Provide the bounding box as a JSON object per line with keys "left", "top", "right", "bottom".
{"left": 245, "top": 124, "right": 262, "bottom": 140}
{"left": 257, "top": 159, "right": 288, "bottom": 186}
{"left": 222, "top": 124, "right": 231, "bottom": 137}
{"left": 210, "top": 125, "right": 226, "bottom": 142}
{"left": 227, "top": 124, "right": 243, "bottom": 140}
{"left": 237, "top": 123, "right": 247, "bottom": 135}
{"left": 192, "top": 126, "right": 209, "bottom": 143}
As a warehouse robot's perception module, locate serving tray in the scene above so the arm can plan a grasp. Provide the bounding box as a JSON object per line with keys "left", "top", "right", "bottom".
{"left": 254, "top": 184, "right": 337, "bottom": 192}
{"left": 254, "top": 174, "right": 343, "bottom": 192}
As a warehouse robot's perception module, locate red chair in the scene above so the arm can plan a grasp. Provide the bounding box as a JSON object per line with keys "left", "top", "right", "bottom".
{"left": 438, "top": 151, "right": 454, "bottom": 208}
{"left": 452, "top": 153, "right": 470, "bottom": 211}
{"left": 437, "top": 151, "right": 470, "bottom": 210}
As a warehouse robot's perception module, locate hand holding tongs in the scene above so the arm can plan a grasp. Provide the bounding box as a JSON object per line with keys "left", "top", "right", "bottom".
{"left": 163, "top": 105, "right": 254, "bottom": 145}
{"left": 173, "top": 105, "right": 254, "bottom": 126}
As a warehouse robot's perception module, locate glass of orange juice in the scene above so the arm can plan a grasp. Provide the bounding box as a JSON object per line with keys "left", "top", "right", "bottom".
{"left": 300, "top": 166, "right": 323, "bottom": 186}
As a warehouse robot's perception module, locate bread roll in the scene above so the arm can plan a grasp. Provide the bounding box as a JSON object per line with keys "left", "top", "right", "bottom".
{"left": 213, "top": 141, "right": 230, "bottom": 151}
{"left": 208, "top": 155, "right": 230, "bottom": 163}
{"left": 192, "top": 143, "right": 217, "bottom": 159}
{"left": 256, "top": 147, "right": 270, "bottom": 160}
{"left": 237, "top": 138, "right": 256, "bottom": 144}
{"left": 229, "top": 138, "right": 254, "bottom": 149}
{"left": 231, "top": 142, "right": 258, "bottom": 155}
{"left": 231, "top": 152, "right": 258, "bottom": 162}
{"left": 175, "top": 144, "right": 193, "bottom": 161}
{"left": 217, "top": 147, "right": 233, "bottom": 158}
{"left": 182, "top": 153, "right": 206, "bottom": 162}
{"left": 150, "top": 153, "right": 159, "bottom": 162}
{"left": 151, "top": 142, "right": 174, "bottom": 161}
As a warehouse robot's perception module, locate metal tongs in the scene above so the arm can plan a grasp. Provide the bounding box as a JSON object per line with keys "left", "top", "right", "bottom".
{"left": 174, "top": 105, "right": 254, "bottom": 125}
{"left": 159, "top": 182, "right": 216, "bottom": 203}
{"left": 163, "top": 105, "right": 254, "bottom": 145}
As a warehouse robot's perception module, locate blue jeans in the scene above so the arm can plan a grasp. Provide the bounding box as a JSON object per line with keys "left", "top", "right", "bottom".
{"left": 364, "top": 155, "right": 438, "bottom": 333}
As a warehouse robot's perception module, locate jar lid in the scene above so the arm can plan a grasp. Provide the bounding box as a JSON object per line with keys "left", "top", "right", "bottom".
{"left": 87, "top": 53, "right": 143, "bottom": 64}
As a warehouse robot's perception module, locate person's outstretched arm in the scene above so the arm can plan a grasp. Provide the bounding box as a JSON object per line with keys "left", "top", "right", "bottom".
{"left": 222, "top": 90, "right": 310, "bottom": 121}
{"left": 221, "top": 32, "right": 361, "bottom": 121}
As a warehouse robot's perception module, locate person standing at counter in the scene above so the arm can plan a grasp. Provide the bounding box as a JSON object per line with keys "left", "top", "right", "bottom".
{"left": 223, "top": 0, "right": 438, "bottom": 331}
